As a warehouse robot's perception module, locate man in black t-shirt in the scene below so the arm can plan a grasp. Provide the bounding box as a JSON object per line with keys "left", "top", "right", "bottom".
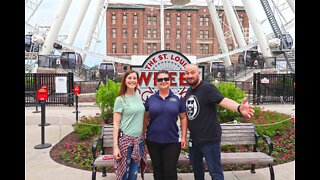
{"left": 184, "top": 64, "right": 255, "bottom": 180}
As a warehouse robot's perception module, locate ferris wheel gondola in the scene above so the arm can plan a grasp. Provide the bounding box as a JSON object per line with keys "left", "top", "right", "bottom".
{"left": 59, "top": 49, "right": 83, "bottom": 69}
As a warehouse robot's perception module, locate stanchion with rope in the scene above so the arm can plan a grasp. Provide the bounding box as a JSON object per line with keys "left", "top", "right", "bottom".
{"left": 34, "top": 86, "right": 52, "bottom": 149}
{"left": 73, "top": 85, "right": 81, "bottom": 122}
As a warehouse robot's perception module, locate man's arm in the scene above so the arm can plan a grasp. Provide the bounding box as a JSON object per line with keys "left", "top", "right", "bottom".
{"left": 218, "top": 97, "right": 255, "bottom": 119}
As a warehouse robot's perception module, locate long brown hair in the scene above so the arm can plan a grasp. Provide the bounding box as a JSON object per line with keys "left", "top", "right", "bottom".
{"left": 118, "top": 70, "right": 139, "bottom": 96}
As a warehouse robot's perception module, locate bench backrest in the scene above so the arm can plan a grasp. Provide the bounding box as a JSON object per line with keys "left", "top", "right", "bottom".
{"left": 221, "top": 123, "right": 256, "bottom": 145}
{"left": 102, "top": 125, "right": 114, "bottom": 148}
{"left": 102, "top": 123, "right": 257, "bottom": 148}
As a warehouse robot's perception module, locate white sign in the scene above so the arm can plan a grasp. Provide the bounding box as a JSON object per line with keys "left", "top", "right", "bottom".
{"left": 261, "top": 77, "right": 269, "bottom": 84}
{"left": 55, "top": 77, "right": 67, "bottom": 93}
{"left": 132, "top": 50, "right": 204, "bottom": 102}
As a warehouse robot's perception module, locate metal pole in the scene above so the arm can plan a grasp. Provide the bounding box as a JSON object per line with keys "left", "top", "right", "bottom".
{"left": 38, "top": 101, "right": 50, "bottom": 127}
{"left": 73, "top": 94, "right": 81, "bottom": 115}
{"left": 34, "top": 100, "right": 52, "bottom": 149}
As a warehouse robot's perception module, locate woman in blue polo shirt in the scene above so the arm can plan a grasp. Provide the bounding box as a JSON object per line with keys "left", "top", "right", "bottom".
{"left": 143, "top": 70, "right": 187, "bottom": 180}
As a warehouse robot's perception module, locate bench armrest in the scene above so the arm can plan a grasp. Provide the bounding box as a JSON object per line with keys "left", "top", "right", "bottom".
{"left": 257, "top": 133, "right": 274, "bottom": 156}
{"left": 92, "top": 137, "right": 99, "bottom": 159}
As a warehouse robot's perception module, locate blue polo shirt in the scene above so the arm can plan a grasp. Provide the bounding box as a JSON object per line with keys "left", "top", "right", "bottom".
{"left": 144, "top": 90, "right": 186, "bottom": 143}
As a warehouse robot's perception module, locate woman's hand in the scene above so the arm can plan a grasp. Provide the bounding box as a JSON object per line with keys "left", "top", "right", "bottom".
{"left": 181, "top": 136, "right": 187, "bottom": 149}
{"left": 113, "top": 146, "right": 121, "bottom": 160}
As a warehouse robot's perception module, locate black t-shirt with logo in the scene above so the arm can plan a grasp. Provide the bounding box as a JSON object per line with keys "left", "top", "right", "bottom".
{"left": 185, "top": 81, "right": 224, "bottom": 144}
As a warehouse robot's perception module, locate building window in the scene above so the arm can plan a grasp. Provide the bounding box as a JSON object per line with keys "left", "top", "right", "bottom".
{"left": 147, "top": 16, "right": 151, "bottom": 25}
{"left": 200, "top": 44, "right": 209, "bottom": 54}
{"left": 133, "top": 29, "right": 138, "bottom": 38}
{"left": 112, "top": 28, "right": 116, "bottom": 38}
{"left": 200, "top": 30, "right": 204, "bottom": 38}
{"left": 187, "top": 43, "right": 191, "bottom": 53}
{"left": 122, "top": 15, "right": 127, "bottom": 24}
{"left": 147, "top": 43, "right": 157, "bottom": 54}
{"left": 187, "top": 16, "right": 191, "bottom": 26}
{"left": 187, "top": 29, "right": 191, "bottom": 39}
{"left": 205, "top": 17, "right": 209, "bottom": 26}
{"left": 153, "top": 29, "right": 157, "bottom": 38}
{"left": 204, "top": 30, "right": 209, "bottom": 38}
{"left": 200, "top": 17, "right": 204, "bottom": 26}
{"left": 112, "top": 43, "right": 116, "bottom": 53}
{"left": 133, "top": 43, "right": 138, "bottom": 54}
{"left": 153, "top": 43, "right": 157, "bottom": 52}
{"left": 176, "top": 43, "right": 181, "bottom": 52}
{"left": 166, "top": 29, "right": 170, "bottom": 38}
{"left": 147, "top": 29, "right": 151, "bottom": 38}
{"left": 176, "top": 29, "right": 181, "bottom": 39}
{"left": 123, "top": 43, "right": 127, "bottom": 53}
{"left": 147, "top": 44, "right": 151, "bottom": 54}
{"left": 112, "top": 14, "right": 116, "bottom": 24}
{"left": 239, "top": 16, "right": 243, "bottom": 27}
{"left": 176, "top": 15, "right": 181, "bottom": 25}
{"left": 152, "top": 16, "right": 157, "bottom": 25}
{"left": 122, "top": 28, "right": 127, "bottom": 38}
{"left": 166, "top": 43, "right": 170, "bottom": 50}
{"left": 133, "top": 15, "right": 138, "bottom": 25}
{"left": 166, "top": 15, "right": 170, "bottom": 25}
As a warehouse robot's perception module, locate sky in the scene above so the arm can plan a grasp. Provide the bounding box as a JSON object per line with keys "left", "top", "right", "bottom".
{"left": 25, "top": 0, "right": 295, "bottom": 68}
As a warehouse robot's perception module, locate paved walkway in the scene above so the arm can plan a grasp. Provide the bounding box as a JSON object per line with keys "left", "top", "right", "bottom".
{"left": 25, "top": 103, "right": 295, "bottom": 180}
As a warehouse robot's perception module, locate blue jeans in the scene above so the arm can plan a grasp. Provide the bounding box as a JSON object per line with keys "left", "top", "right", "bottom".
{"left": 189, "top": 141, "right": 224, "bottom": 180}
{"left": 122, "top": 141, "right": 143, "bottom": 180}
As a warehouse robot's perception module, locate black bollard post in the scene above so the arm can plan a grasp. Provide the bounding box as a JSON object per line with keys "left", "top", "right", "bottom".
{"left": 75, "top": 94, "right": 79, "bottom": 122}
{"left": 34, "top": 100, "right": 52, "bottom": 149}
{"left": 72, "top": 94, "right": 81, "bottom": 114}
{"left": 38, "top": 103, "right": 50, "bottom": 127}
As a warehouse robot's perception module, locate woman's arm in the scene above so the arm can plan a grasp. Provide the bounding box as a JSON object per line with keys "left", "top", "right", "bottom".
{"left": 179, "top": 112, "right": 187, "bottom": 149}
{"left": 113, "top": 112, "right": 121, "bottom": 160}
{"left": 142, "top": 112, "right": 150, "bottom": 140}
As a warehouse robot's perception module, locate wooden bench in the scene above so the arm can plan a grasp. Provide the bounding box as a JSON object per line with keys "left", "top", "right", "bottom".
{"left": 91, "top": 125, "right": 152, "bottom": 180}
{"left": 91, "top": 125, "right": 114, "bottom": 180}
{"left": 91, "top": 123, "right": 275, "bottom": 180}
{"left": 178, "top": 123, "right": 275, "bottom": 180}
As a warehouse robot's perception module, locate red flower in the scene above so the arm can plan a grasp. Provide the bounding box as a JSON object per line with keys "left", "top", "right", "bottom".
{"left": 285, "top": 154, "right": 289, "bottom": 159}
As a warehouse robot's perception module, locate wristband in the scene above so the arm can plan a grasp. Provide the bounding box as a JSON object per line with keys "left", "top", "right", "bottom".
{"left": 237, "top": 105, "right": 242, "bottom": 115}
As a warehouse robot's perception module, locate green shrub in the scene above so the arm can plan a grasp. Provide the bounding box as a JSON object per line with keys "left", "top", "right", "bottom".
{"left": 95, "top": 79, "right": 120, "bottom": 123}
{"left": 215, "top": 82, "right": 246, "bottom": 123}
{"left": 73, "top": 116, "right": 102, "bottom": 140}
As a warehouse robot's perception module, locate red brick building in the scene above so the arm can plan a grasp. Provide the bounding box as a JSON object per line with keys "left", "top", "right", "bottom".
{"left": 106, "top": 4, "right": 249, "bottom": 71}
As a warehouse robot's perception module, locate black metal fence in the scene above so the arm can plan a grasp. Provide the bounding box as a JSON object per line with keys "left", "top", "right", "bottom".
{"left": 25, "top": 72, "right": 74, "bottom": 106}
{"left": 253, "top": 73, "right": 295, "bottom": 104}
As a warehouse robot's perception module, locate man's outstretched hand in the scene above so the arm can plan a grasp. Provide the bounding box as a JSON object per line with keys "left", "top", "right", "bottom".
{"left": 240, "top": 98, "right": 255, "bottom": 119}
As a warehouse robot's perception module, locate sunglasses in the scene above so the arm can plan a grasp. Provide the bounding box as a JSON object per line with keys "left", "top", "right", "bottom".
{"left": 157, "top": 77, "right": 170, "bottom": 82}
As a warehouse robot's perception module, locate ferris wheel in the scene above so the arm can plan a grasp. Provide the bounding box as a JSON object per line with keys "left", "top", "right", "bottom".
{"left": 25, "top": 0, "right": 294, "bottom": 70}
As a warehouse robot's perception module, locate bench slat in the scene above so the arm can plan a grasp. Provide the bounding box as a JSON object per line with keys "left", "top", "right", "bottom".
{"left": 221, "top": 152, "right": 274, "bottom": 164}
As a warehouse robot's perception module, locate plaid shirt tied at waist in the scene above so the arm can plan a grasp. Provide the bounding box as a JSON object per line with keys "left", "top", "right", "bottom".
{"left": 114, "top": 133, "right": 147, "bottom": 180}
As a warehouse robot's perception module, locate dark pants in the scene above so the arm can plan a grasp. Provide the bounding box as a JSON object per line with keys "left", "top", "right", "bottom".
{"left": 189, "top": 141, "right": 224, "bottom": 180}
{"left": 146, "top": 139, "right": 181, "bottom": 180}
